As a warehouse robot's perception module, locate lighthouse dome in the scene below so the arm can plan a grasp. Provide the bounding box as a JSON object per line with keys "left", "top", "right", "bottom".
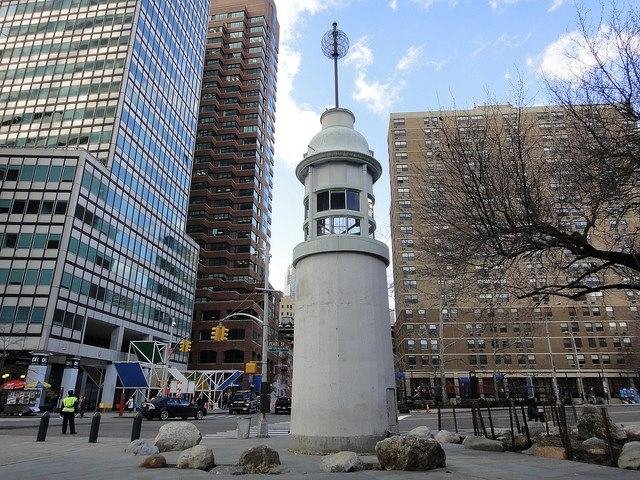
{"left": 306, "top": 108, "right": 372, "bottom": 157}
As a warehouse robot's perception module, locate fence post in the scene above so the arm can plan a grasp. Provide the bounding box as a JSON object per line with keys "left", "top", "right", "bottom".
{"left": 509, "top": 404, "right": 516, "bottom": 450}
{"left": 543, "top": 405, "right": 550, "bottom": 435}
{"left": 600, "top": 407, "right": 616, "bottom": 467}
{"left": 519, "top": 404, "right": 532, "bottom": 447}
{"left": 437, "top": 404, "right": 442, "bottom": 431}
{"left": 558, "top": 404, "right": 573, "bottom": 460}
{"left": 452, "top": 404, "right": 458, "bottom": 433}
{"left": 511, "top": 400, "right": 521, "bottom": 433}
{"left": 486, "top": 405, "right": 495, "bottom": 438}
{"left": 471, "top": 404, "right": 479, "bottom": 436}
{"left": 476, "top": 403, "right": 488, "bottom": 437}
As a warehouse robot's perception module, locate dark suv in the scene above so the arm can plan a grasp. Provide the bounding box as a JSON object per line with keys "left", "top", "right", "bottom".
{"left": 274, "top": 397, "right": 291, "bottom": 414}
{"left": 228, "top": 390, "right": 259, "bottom": 414}
{"left": 141, "top": 397, "right": 206, "bottom": 421}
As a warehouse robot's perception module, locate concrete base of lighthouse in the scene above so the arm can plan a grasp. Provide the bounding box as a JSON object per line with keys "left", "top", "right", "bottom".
{"left": 290, "top": 237, "right": 397, "bottom": 454}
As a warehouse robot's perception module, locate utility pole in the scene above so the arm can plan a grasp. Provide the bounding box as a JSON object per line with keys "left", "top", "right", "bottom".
{"left": 257, "top": 242, "right": 270, "bottom": 438}
{"left": 438, "top": 290, "right": 448, "bottom": 405}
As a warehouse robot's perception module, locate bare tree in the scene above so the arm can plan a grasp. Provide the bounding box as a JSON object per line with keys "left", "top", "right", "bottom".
{"left": 414, "top": 4, "right": 639, "bottom": 300}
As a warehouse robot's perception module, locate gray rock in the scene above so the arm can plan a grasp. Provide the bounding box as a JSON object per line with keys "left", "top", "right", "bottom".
{"left": 434, "top": 430, "right": 463, "bottom": 444}
{"left": 407, "top": 426, "right": 433, "bottom": 438}
{"left": 618, "top": 441, "right": 640, "bottom": 470}
{"left": 577, "top": 405, "right": 627, "bottom": 442}
{"left": 124, "top": 439, "right": 159, "bottom": 456}
{"left": 319, "top": 451, "right": 364, "bottom": 473}
{"left": 238, "top": 445, "right": 281, "bottom": 474}
{"left": 154, "top": 421, "right": 202, "bottom": 452}
{"left": 176, "top": 444, "right": 216, "bottom": 471}
{"left": 211, "top": 465, "right": 246, "bottom": 475}
{"left": 375, "top": 435, "right": 446, "bottom": 471}
{"left": 521, "top": 443, "right": 537, "bottom": 455}
{"left": 462, "top": 435, "right": 505, "bottom": 452}
{"left": 267, "top": 465, "right": 290, "bottom": 475}
{"left": 625, "top": 425, "right": 640, "bottom": 441}
{"left": 582, "top": 436, "right": 607, "bottom": 450}
{"left": 139, "top": 454, "right": 166, "bottom": 468}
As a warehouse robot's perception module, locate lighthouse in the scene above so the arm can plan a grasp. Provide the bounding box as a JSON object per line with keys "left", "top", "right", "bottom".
{"left": 289, "top": 23, "right": 398, "bottom": 454}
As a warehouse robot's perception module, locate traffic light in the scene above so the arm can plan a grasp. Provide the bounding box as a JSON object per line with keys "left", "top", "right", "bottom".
{"left": 211, "top": 325, "right": 229, "bottom": 341}
{"left": 245, "top": 362, "right": 258, "bottom": 374}
{"left": 178, "top": 339, "right": 192, "bottom": 352}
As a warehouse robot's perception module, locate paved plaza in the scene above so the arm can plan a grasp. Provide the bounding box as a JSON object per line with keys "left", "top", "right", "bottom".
{"left": 1, "top": 407, "right": 639, "bottom": 479}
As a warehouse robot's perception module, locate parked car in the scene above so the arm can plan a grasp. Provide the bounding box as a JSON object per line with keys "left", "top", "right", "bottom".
{"left": 141, "top": 397, "right": 206, "bottom": 421}
{"left": 229, "top": 390, "right": 259, "bottom": 414}
{"left": 274, "top": 397, "right": 291, "bottom": 414}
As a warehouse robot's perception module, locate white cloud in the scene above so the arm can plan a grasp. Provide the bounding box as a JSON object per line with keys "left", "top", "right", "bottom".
{"left": 548, "top": 0, "right": 565, "bottom": 12}
{"left": 344, "top": 36, "right": 374, "bottom": 69}
{"left": 535, "top": 27, "right": 624, "bottom": 81}
{"left": 353, "top": 72, "right": 403, "bottom": 115}
{"left": 389, "top": 0, "right": 399, "bottom": 10}
{"left": 489, "top": 0, "right": 567, "bottom": 11}
{"left": 396, "top": 45, "right": 424, "bottom": 71}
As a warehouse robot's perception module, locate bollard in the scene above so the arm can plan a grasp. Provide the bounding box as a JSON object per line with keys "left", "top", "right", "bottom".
{"left": 131, "top": 411, "right": 143, "bottom": 442}
{"left": 36, "top": 411, "right": 50, "bottom": 442}
{"left": 88, "top": 411, "right": 101, "bottom": 443}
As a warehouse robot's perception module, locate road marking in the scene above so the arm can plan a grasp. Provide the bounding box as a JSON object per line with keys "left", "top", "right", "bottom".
{"left": 204, "top": 421, "right": 291, "bottom": 439}
{"left": 398, "top": 415, "right": 411, "bottom": 420}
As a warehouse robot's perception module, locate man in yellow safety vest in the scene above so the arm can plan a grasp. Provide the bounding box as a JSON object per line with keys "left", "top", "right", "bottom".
{"left": 61, "top": 390, "right": 78, "bottom": 434}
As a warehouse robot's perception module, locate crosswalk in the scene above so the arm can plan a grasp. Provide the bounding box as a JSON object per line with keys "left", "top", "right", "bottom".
{"left": 204, "top": 421, "right": 291, "bottom": 439}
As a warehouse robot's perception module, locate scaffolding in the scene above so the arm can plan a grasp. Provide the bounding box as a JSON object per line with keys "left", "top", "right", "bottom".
{"left": 186, "top": 370, "right": 243, "bottom": 408}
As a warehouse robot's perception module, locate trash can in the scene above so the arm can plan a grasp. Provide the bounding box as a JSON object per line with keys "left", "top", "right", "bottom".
{"left": 237, "top": 416, "right": 252, "bottom": 439}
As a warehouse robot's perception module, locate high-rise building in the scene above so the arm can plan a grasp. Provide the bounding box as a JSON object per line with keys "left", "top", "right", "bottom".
{"left": 283, "top": 264, "right": 296, "bottom": 297}
{"left": 389, "top": 106, "right": 639, "bottom": 402}
{"left": 186, "top": 0, "right": 280, "bottom": 383}
{"left": 0, "top": 0, "right": 208, "bottom": 408}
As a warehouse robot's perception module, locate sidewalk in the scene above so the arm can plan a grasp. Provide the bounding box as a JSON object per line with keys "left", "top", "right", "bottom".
{"left": 0, "top": 433, "right": 636, "bottom": 479}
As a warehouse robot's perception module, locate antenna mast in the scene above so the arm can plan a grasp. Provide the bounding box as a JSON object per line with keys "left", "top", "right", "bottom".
{"left": 321, "top": 22, "right": 350, "bottom": 108}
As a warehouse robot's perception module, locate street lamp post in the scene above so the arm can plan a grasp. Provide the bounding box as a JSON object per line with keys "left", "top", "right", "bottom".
{"left": 566, "top": 331, "right": 586, "bottom": 401}
{"left": 544, "top": 315, "right": 561, "bottom": 404}
{"left": 257, "top": 242, "right": 271, "bottom": 438}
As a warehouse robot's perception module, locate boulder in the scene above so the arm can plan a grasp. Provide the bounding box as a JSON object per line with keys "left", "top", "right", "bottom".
{"left": 211, "top": 465, "right": 246, "bottom": 475}
{"left": 139, "top": 454, "right": 167, "bottom": 468}
{"left": 319, "top": 451, "right": 364, "bottom": 473}
{"left": 618, "top": 441, "right": 640, "bottom": 470}
{"left": 521, "top": 444, "right": 537, "bottom": 455}
{"left": 407, "top": 426, "right": 433, "bottom": 438}
{"left": 533, "top": 446, "right": 567, "bottom": 460}
{"left": 497, "top": 433, "right": 529, "bottom": 451}
{"left": 576, "top": 405, "right": 627, "bottom": 442}
{"left": 154, "top": 422, "right": 202, "bottom": 452}
{"left": 462, "top": 436, "right": 505, "bottom": 452}
{"left": 238, "top": 445, "right": 281, "bottom": 474}
{"left": 176, "top": 444, "right": 216, "bottom": 471}
{"left": 434, "top": 430, "right": 463, "bottom": 444}
{"left": 582, "top": 437, "right": 607, "bottom": 450}
{"left": 625, "top": 425, "right": 640, "bottom": 441}
{"left": 375, "top": 435, "right": 446, "bottom": 471}
{"left": 124, "top": 439, "right": 159, "bottom": 456}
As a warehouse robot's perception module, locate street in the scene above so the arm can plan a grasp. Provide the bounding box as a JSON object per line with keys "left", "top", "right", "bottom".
{"left": 1, "top": 404, "right": 638, "bottom": 440}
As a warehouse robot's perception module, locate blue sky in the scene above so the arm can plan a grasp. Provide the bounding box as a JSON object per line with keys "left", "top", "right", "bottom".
{"left": 269, "top": 0, "right": 609, "bottom": 292}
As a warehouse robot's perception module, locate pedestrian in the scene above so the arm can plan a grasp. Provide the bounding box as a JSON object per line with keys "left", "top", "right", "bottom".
{"left": 61, "top": 390, "right": 78, "bottom": 434}
{"left": 78, "top": 395, "right": 87, "bottom": 418}
{"left": 526, "top": 397, "right": 538, "bottom": 422}
{"left": 126, "top": 395, "right": 134, "bottom": 412}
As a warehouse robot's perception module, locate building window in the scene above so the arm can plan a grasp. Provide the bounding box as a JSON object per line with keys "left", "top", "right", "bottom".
{"left": 316, "top": 216, "right": 361, "bottom": 236}
{"left": 316, "top": 189, "right": 359, "bottom": 212}
{"left": 199, "top": 350, "right": 216, "bottom": 363}
{"left": 223, "top": 349, "right": 244, "bottom": 363}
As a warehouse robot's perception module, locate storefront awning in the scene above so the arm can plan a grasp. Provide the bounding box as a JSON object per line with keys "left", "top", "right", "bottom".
{"left": 114, "top": 362, "right": 148, "bottom": 389}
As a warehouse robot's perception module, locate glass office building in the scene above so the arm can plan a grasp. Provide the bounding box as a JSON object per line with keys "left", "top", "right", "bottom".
{"left": 0, "top": 0, "right": 207, "bottom": 408}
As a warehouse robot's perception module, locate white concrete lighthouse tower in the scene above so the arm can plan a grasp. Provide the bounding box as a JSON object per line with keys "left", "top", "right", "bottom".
{"left": 290, "top": 23, "right": 398, "bottom": 454}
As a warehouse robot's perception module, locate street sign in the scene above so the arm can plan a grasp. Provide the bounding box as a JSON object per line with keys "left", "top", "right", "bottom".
{"left": 268, "top": 347, "right": 289, "bottom": 353}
